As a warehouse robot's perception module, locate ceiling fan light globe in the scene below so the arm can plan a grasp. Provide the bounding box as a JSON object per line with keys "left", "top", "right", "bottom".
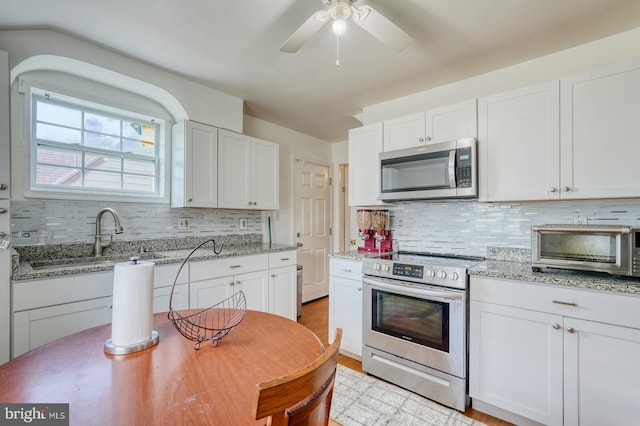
{"left": 330, "top": 1, "right": 352, "bottom": 20}
{"left": 332, "top": 19, "right": 347, "bottom": 36}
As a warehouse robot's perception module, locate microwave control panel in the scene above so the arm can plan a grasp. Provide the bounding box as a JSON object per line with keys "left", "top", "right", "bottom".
{"left": 455, "top": 147, "right": 473, "bottom": 188}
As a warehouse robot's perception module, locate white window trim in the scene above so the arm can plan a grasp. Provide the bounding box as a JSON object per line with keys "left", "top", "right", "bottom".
{"left": 19, "top": 75, "right": 172, "bottom": 204}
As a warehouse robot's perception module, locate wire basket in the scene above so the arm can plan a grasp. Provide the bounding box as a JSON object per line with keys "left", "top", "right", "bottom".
{"left": 167, "top": 239, "right": 247, "bottom": 350}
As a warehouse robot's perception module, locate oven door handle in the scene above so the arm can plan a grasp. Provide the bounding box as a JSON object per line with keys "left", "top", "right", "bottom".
{"left": 363, "top": 277, "right": 464, "bottom": 303}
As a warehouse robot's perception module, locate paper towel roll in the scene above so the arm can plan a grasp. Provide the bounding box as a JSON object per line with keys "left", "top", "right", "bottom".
{"left": 110, "top": 260, "right": 155, "bottom": 347}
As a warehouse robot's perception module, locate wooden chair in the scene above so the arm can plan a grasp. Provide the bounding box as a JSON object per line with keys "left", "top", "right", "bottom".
{"left": 253, "top": 328, "right": 343, "bottom": 426}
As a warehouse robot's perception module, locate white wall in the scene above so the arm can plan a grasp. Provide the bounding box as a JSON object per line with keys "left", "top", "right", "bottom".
{"left": 362, "top": 26, "right": 640, "bottom": 124}
{"left": 243, "top": 115, "right": 333, "bottom": 245}
{"left": 0, "top": 30, "right": 243, "bottom": 131}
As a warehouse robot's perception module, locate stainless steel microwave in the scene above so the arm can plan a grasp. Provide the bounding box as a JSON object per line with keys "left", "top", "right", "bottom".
{"left": 531, "top": 224, "right": 640, "bottom": 277}
{"left": 378, "top": 138, "right": 477, "bottom": 202}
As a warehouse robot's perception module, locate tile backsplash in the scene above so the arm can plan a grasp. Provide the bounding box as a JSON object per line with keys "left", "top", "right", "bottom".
{"left": 11, "top": 200, "right": 262, "bottom": 246}
{"left": 386, "top": 199, "right": 640, "bottom": 257}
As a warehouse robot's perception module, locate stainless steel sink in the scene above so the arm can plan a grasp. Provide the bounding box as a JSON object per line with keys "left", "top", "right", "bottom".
{"left": 29, "top": 253, "right": 166, "bottom": 270}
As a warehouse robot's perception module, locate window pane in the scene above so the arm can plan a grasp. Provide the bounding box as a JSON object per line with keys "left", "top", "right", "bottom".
{"left": 123, "top": 122, "right": 156, "bottom": 144}
{"left": 123, "top": 138, "right": 156, "bottom": 156}
{"left": 86, "top": 153, "right": 121, "bottom": 172}
{"left": 37, "top": 101, "right": 81, "bottom": 128}
{"left": 84, "top": 131, "right": 121, "bottom": 151}
{"left": 123, "top": 157, "right": 155, "bottom": 175}
{"left": 84, "top": 171, "right": 121, "bottom": 190}
{"left": 123, "top": 174, "right": 155, "bottom": 192}
{"left": 36, "top": 123, "right": 81, "bottom": 144}
{"left": 85, "top": 112, "right": 121, "bottom": 136}
{"left": 37, "top": 146, "right": 82, "bottom": 167}
{"left": 36, "top": 164, "right": 81, "bottom": 185}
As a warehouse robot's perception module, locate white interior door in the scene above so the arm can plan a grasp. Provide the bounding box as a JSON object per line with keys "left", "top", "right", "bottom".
{"left": 294, "top": 159, "right": 330, "bottom": 303}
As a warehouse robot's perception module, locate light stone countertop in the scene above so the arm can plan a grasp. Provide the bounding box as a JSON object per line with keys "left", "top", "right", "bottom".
{"left": 469, "top": 260, "right": 640, "bottom": 296}
{"left": 12, "top": 242, "right": 297, "bottom": 281}
{"left": 329, "top": 250, "right": 392, "bottom": 261}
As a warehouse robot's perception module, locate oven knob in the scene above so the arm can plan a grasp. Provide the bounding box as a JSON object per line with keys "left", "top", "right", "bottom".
{"left": 437, "top": 271, "right": 446, "bottom": 279}
{"left": 382, "top": 264, "right": 390, "bottom": 272}
{"left": 449, "top": 272, "right": 459, "bottom": 280}
{"left": 373, "top": 263, "right": 381, "bottom": 271}
{"left": 426, "top": 269, "right": 435, "bottom": 278}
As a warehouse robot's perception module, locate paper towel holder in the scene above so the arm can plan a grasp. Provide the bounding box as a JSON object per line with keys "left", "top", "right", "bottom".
{"left": 104, "top": 256, "right": 159, "bottom": 355}
{"left": 104, "top": 330, "right": 159, "bottom": 355}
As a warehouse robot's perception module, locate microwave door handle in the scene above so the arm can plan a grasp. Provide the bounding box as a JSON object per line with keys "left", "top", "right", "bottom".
{"left": 448, "top": 149, "right": 456, "bottom": 188}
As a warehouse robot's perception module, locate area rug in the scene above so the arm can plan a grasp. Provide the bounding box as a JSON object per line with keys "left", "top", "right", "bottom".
{"left": 330, "top": 365, "right": 486, "bottom": 426}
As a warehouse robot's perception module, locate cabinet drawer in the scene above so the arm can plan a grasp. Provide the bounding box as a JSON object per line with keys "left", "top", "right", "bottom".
{"left": 471, "top": 276, "right": 640, "bottom": 329}
{"left": 329, "top": 258, "right": 363, "bottom": 281}
{"left": 269, "top": 251, "right": 297, "bottom": 268}
{"left": 190, "top": 254, "right": 268, "bottom": 281}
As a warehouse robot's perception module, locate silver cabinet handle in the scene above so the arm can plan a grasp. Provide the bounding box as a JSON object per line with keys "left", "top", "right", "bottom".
{"left": 552, "top": 323, "right": 561, "bottom": 330}
{"left": 280, "top": 258, "right": 290, "bottom": 261}
{"left": 0, "top": 184, "right": 7, "bottom": 190}
{"left": 229, "top": 281, "right": 235, "bottom": 286}
{"left": 235, "top": 280, "right": 240, "bottom": 285}
{"left": 271, "top": 274, "right": 275, "bottom": 278}
{"left": 418, "top": 137, "right": 425, "bottom": 143}
{"left": 357, "top": 287, "right": 363, "bottom": 292}
{"left": 563, "top": 186, "right": 571, "bottom": 192}
{"left": 188, "top": 197, "right": 193, "bottom": 202}
{"left": 426, "top": 136, "right": 431, "bottom": 141}
{"left": 567, "top": 327, "right": 576, "bottom": 334}
{"left": 553, "top": 300, "right": 577, "bottom": 307}
{"left": 341, "top": 269, "right": 352, "bottom": 273}
{"left": 230, "top": 265, "right": 241, "bottom": 269}
{"left": 0, "top": 208, "right": 6, "bottom": 214}
{"left": 549, "top": 187, "right": 558, "bottom": 193}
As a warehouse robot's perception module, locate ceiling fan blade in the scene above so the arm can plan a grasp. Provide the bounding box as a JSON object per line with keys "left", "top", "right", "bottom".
{"left": 280, "top": 11, "right": 330, "bottom": 53}
{"left": 352, "top": 3, "right": 412, "bottom": 52}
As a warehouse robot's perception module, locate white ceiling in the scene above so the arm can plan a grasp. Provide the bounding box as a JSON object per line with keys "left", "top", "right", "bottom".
{"left": 1, "top": 0, "right": 639, "bottom": 142}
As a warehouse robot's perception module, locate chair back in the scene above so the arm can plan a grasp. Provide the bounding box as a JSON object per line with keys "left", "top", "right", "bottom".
{"left": 253, "top": 329, "right": 343, "bottom": 426}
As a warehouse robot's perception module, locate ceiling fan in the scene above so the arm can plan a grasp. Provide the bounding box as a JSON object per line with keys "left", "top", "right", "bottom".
{"left": 280, "top": 0, "right": 412, "bottom": 53}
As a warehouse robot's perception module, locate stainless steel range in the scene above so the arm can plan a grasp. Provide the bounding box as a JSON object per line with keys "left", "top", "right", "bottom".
{"left": 362, "top": 251, "right": 484, "bottom": 411}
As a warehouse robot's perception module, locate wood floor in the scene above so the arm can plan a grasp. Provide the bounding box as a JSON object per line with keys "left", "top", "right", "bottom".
{"left": 298, "top": 296, "right": 512, "bottom": 426}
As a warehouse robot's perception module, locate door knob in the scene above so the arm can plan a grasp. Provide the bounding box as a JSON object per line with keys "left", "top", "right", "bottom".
{"left": 296, "top": 232, "right": 301, "bottom": 237}
{"left": 297, "top": 242, "right": 303, "bottom": 247}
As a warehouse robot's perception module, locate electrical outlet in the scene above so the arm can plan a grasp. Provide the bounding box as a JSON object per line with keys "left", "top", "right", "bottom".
{"left": 240, "top": 218, "right": 248, "bottom": 230}
{"left": 178, "top": 217, "right": 191, "bottom": 229}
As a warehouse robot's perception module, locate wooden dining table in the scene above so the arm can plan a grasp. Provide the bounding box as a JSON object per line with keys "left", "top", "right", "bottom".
{"left": 0, "top": 310, "right": 325, "bottom": 425}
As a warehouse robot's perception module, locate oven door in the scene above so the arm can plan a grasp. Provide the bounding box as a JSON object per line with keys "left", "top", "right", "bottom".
{"left": 362, "top": 275, "right": 466, "bottom": 378}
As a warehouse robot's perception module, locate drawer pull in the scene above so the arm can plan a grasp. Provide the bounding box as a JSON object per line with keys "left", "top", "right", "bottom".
{"left": 552, "top": 300, "right": 577, "bottom": 307}
{"left": 230, "top": 265, "right": 242, "bottom": 269}
{"left": 552, "top": 323, "right": 561, "bottom": 330}
{"left": 280, "top": 258, "right": 290, "bottom": 261}
{"left": 341, "top": 269, "right": 352, "bottom": 273}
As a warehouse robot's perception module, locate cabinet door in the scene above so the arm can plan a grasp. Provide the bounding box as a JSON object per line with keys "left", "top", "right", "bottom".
{"left": 218, "top": 129, "right": 252, "bottom": 209}
{"left": 425, "top": 99, "right": 477, "bottom": 144}
{"left": 153, "top": 284, "right": 189, "bottom": 313}
{"left": 348, "top": 123, "right": 384, "bottom": 206}
{"left": 469, "top": 301, "right": 563, "bottom": 425}
{"left": 383, "top": 112, "right": 425, "bottom": 151}
{"left": 171, "top": 120, "right": 218, "bottom": 208}
{"left": 253, "top": 138, "right": 279, "bottom": 210}
{"left": 235, "top": 270, "right": 269, "bottom": 313}
{"left": 190, "top": 276, "right": 230, "bottom": 309}
{"left": 478, "top": 81, "right": 560, "bottom": 201}
{"left": 269, "top": 265, "right": 296, "bottom": 320}
{"left": 563, "top": 318, "right": 640, "bottom": 426}
{"left": 329, "top": 276, "right": 363, "bottom": 357}
{"left": 13, "top": 297, "right": 113, "bottom": 357}
{"left": 560, "top": 61, "right": 640, "bottom": 199}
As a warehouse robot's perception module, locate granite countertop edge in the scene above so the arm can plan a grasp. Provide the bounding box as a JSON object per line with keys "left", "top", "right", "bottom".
{"left": 12, "top": 243, "right": 297, "bottom": 281}
{"left": 469, "top": 260, "right": 640, "bottom": 296}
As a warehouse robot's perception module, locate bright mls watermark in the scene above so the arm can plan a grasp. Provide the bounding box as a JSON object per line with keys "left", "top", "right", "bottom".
{"left": 1, "top": 404, "right": 68, "bottom": 425}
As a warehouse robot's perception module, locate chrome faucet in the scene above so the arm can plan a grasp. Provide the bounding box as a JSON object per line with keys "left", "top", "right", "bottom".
{"left": 94, "top": 207, "right": 124, "bottom": 257}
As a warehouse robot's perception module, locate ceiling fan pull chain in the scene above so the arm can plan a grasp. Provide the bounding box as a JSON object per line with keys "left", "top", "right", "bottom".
{"left": 336, "top": 35, "right": 341, "bottom": 68}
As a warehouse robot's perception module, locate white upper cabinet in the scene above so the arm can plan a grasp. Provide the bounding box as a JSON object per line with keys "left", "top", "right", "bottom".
{"left": 171, "top": 120, "right": 218, "bottom": 208}
{"left": 383, "top": 99, "right": 477, "bottom": 151}
{"left": 478, "top": 81, "right": 560, "bottom": 202}
{"left": 0, "top": 50, "right": 8, "bottom": 199}
{"left": 218, "top": 129, "right": 279, "bottom": 210}
{"left": 348, "top": 122, "right": 385, "bottom": 206}
{"left": 560, "top": 61, "right": 640, "bottom": 199}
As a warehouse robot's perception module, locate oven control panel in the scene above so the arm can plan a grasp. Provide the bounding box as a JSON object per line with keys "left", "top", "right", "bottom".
{"left": 392, "top": 263, "right": 424, "bottom": 279}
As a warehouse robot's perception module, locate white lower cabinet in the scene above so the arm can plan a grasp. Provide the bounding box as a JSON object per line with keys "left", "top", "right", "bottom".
{"left": 153, "top": 264, "right": 189, "bottom": 313}
{"left": 329, "top": 257, "right": 363, "bottom": 358}
{"left": 13, "top": 296, "right": 113, "bottom": 358}
{"left": 470, "top": 276, "right": 640, "bottom": 426}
